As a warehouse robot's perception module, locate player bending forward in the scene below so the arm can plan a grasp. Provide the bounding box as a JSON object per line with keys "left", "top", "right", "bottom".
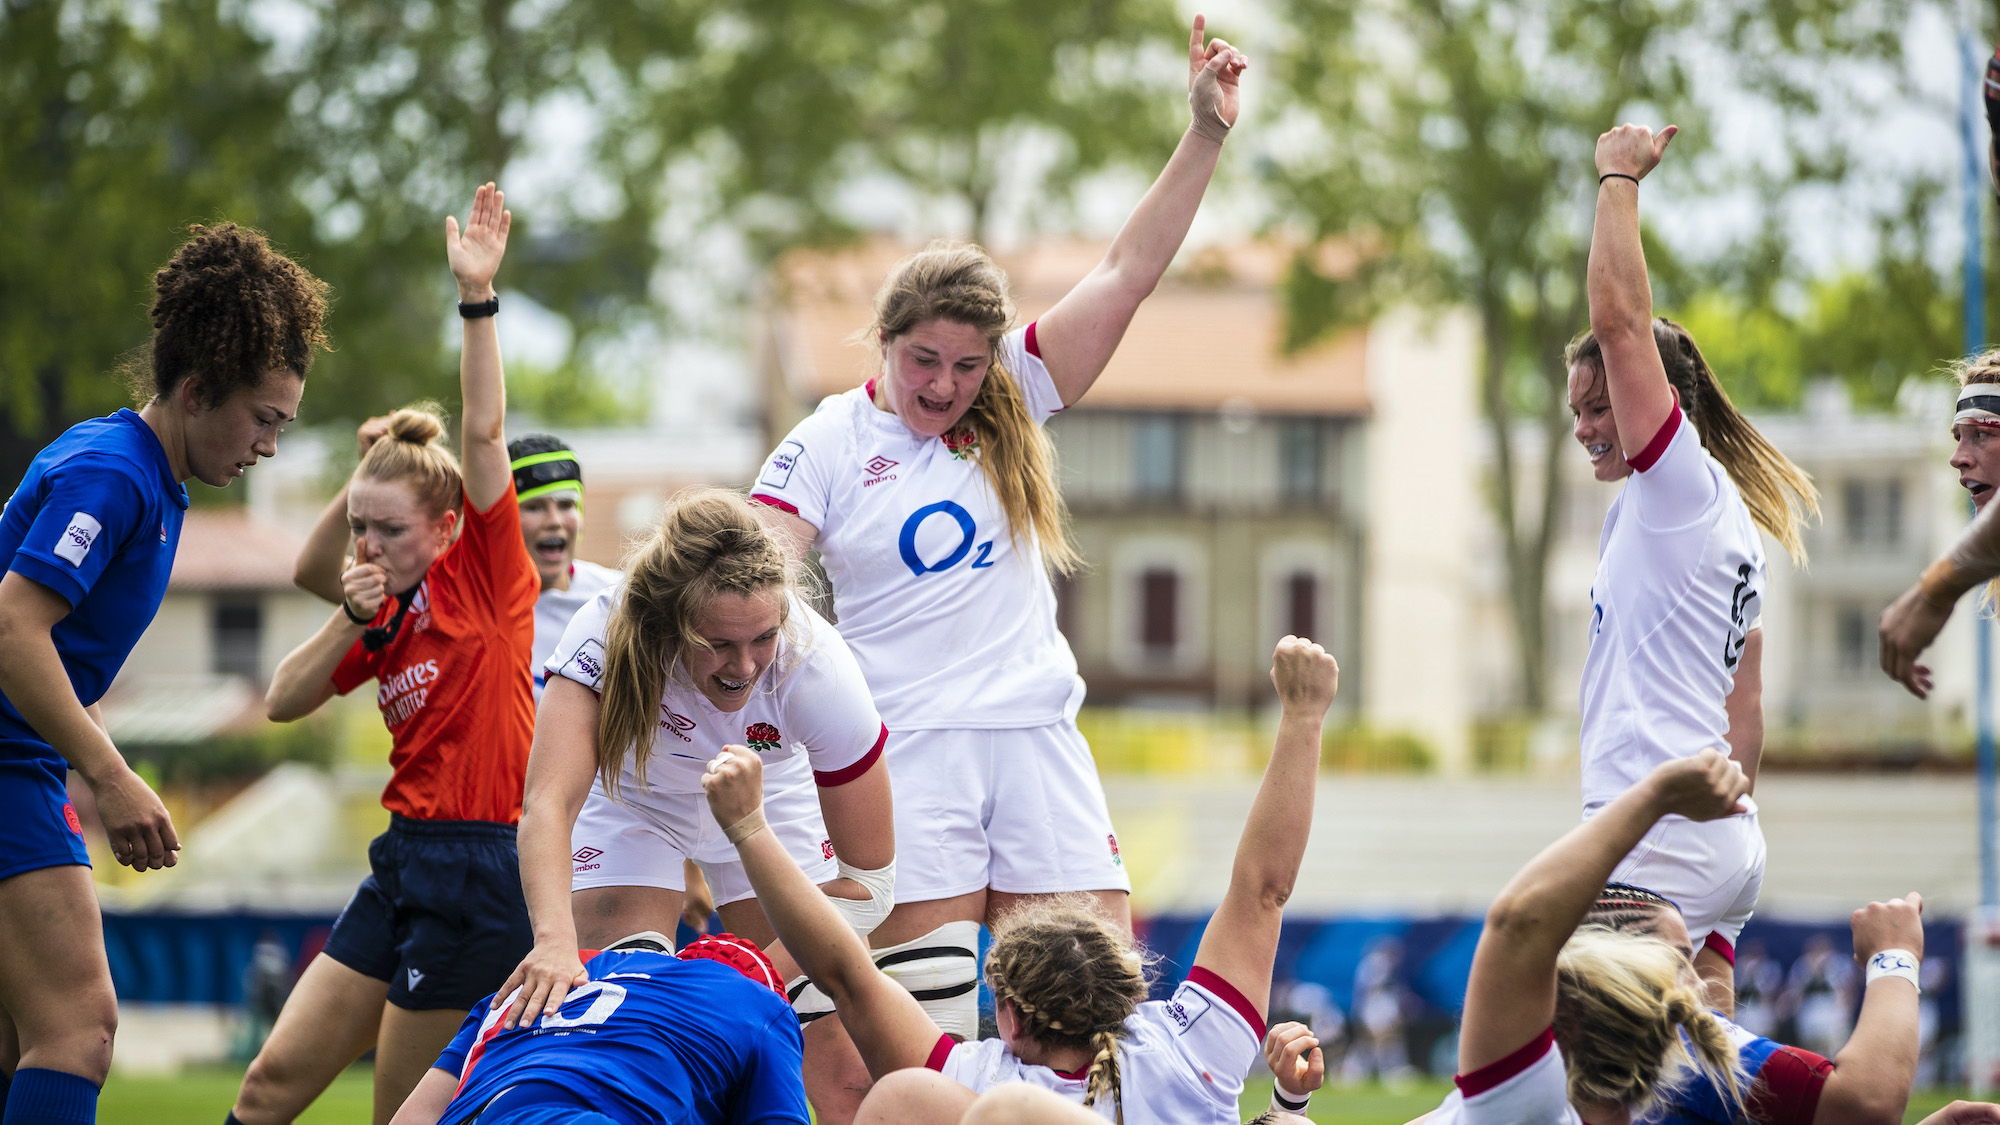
{"left": 388, "top": 932, "right": 808, "bottom": 1125}
{"left": 701, "top": 636, "right": 1338, "bottom": 1124}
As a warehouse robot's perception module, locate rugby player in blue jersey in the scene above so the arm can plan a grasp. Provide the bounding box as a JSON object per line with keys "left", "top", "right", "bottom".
{"left": 387, "top": 932, "right": 808, "bottom": 1125}
{"left": 0, "top": 225, "right": 328, "bottom": 1125}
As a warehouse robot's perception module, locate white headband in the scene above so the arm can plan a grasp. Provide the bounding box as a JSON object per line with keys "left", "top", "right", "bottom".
{"left": 1955, "top": 383, "right": 2000, "bottom": 430}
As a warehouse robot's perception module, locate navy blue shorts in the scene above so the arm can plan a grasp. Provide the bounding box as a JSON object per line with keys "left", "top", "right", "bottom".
{"left": 323, "top": 814, "right": 531, "bottom": 1011}
{"left": 0, "top": 744, "right": 91, "bottom": 882}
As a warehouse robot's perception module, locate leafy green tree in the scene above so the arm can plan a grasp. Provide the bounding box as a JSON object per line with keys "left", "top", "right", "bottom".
{"left": 1266, "top": 0, "right": 1910, "bottom": 712}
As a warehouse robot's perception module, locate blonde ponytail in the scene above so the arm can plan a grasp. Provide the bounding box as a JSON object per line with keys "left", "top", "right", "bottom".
{"left": 1554, "top": 928, "right": 1744, "bottom": 1120}
{"left": 1568, "top": 321, "right": 1819, "bottom": 563}
{"left": 1083, "top": 1028, "right": 1124, "bottom": 1123}
{"left": 865, "top": 241, "right": 1080, "bottom": 574}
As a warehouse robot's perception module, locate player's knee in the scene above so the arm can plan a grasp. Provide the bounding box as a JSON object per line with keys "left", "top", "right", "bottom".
{"left": 855, "top": 1068, "right": 974, "bottom": 1125}
{"left": 26, "top": 991, "right": 116, "bottom": 1084}
{"left": 873, "top": 921, "right": 981, "bottom": 1039}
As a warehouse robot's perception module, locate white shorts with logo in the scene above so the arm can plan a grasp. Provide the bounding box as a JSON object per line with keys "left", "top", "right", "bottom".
{"left": 888, "top": 719, "right": 1131, "bottom": 902}
{"left": 1601, "top": 801, "right": 1765, "bottom": 950}
{"left": 569, "top": 755, "right": 837, "bottom": 907}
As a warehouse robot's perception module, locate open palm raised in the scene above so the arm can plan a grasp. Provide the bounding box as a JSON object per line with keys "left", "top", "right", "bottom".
{"left": 446, "top": 181, "right": 511, "bottom": 300}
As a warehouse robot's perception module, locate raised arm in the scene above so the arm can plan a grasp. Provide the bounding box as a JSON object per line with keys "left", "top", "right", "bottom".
{"left": 1459, "top": 750, "right": 1749, "bottom": 1073}
{"left": 1880, "top": 497, "right": 2000, "bottom": 696}
{"left": 1031, "top": 16, "right": 1246, "bottom": 407}
{"left": 1190, "top": 637, "right": 1338, "bottom": 1018}
{"left": 702, "top": 745, "right": 942, "bottom": 1077}
{"left": 1587, "top": 123, "right": 1679, "bottom": 457}
{"left": 495, "top": 677, "right": 602, "bottom": 1029}
{"left": 1810, "top": 894, "right": 1926, "bottom": 1125}
{"left": 447, "top": 183, "right": 512, "bottom": 512}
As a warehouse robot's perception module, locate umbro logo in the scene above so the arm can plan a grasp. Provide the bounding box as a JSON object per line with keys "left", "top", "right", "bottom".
{"left": 574, "top": 847, "right": 604, "bottom": 863}
{"left": 863, "top": 455, "right": 899, "bottom": 487}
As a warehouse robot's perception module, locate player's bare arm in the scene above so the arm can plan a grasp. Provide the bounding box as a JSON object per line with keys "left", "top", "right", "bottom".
{"left": 1587, "top": 122, "right": 1679, "bottom": 458}
{"left": 1190, "top": 636, "right": 1337, "bottom": 1018}
{"left": 1033, "top": 15, "right": 1245, "bottom": 407}
{"left": 448, "top": 182, "right": 513, "bottom": 513}
{"left": 385, "top": 1067, "right": 457, "bottom": 1125}
{"left": 497, "top": 675, "right": 600, "bottom": 1029}
{"left": 1460, "top": 750, "right": 1748, "bottom": 1074}
{"left": 1880, "top": 493, "right": 2000, "bottom": 696}
{"left": 1810, "top": 894, "right": 1925, "bottom": 1125}
{"left": 704, "top": 744, "right": 942, "bottom": 1078}
{"left": 0, "top": 571, "right": 178, "bottom": 870}
{"left": 294, "top": 416, "right": 393, "bottom": 604}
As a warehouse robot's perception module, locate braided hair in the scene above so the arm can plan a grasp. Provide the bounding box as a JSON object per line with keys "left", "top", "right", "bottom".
{"left": 983, "top": 899, "right": 1152, "bottom": 1123}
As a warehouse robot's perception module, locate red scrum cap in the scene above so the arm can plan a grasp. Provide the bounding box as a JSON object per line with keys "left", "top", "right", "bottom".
{"left": 677, "top": 932, "right": 786, "bottom": 997}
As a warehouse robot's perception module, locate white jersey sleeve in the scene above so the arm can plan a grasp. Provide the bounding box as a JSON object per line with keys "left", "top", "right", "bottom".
{"left": 546, "top": 586, "right": 614, "bottom": 692}
{"left": 996, "top": 323, "right": 1067, "bottom": 422}
{"left": 532, "top": 560, "right": 622, "bottom": 700}
{"left": 776, "top": 605, "right": 888, "bottom": 785}
{"left": 1427, "top": 1030, "right": 1581, "bottom": 1125}
{"left": 753, "top": 403, "right": 842, "bottom": 531}
{"left": 1625, "top": 406, "right": 1720, "bottom": 532}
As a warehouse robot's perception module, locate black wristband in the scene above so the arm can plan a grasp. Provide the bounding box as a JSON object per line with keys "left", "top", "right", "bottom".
{"left": 341, "top": 598, "right": 374, "bottom": 626}
{"left": 1272, "top": 1087, "right": 1311, "bottom": 1113}
{"left": 458, "top": 295, "right": 499, "bottom": 318}
{"left": 1598, "top": 172, "right": 1640, "bottom": 187}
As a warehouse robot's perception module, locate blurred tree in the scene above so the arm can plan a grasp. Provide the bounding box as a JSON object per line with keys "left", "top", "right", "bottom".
{"left": 2, "top": 0, "right": 1189, "bottom": 482}
{"left": 0, "top": 0, "right": 315, "bottom": 487}
{"left": 1266, "top": 0, "right": 1910, "bottom": 712}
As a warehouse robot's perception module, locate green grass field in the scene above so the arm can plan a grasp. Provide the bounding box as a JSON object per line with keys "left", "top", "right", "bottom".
{"left": 96, "top": 1065, "right": 1986, "bottom": 1124}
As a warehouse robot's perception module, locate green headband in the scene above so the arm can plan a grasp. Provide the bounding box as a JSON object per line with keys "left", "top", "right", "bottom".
{"left": 511, "top": 449, "right": 584, "bottom": 504}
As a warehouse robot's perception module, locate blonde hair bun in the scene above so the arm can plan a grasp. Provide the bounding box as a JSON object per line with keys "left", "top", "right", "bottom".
{"left": 353, "top": 401, "right": 463, "bottom": 517}
{"left": 386, "top": 404, "right": 447, "bottom": 446}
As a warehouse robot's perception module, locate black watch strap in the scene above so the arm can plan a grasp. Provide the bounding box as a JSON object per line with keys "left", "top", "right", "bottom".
{"left": 458, "top": 295, "right": 499, "bottom": 319}
{"left": 341, "top": 598, "right": 373, "bottom": 626}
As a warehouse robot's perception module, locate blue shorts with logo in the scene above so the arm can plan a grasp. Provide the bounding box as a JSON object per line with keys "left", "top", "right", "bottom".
{"left": 323, "top": 814, "right": 532, "bottom": 1011}
{"left": 0, "top": 743, "right": 92, "bottom": 881}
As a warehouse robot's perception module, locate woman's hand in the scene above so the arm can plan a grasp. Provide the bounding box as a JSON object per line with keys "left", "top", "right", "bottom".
{"left": 1264, "top": 1021, "right": 1325, "bottom": 1098}
{"left": 1917, "top": 1103, "right": 2000, "bottom": 1125}
{"left": 1594, "top": 122, "right": 1677, "bottom": 182}
{"left": 356, "top": 414, "right": 393, "bottom": 458}
{"left": 1850, "top": 892, "right": 1924, "bottom": 965}
{"left": 1270, "top": 635, "right": 1339, "bottom": 715}
{"left": 702, "top": 745, "right": 766, "bottom": 831}
{"left": 1187, "top": 15, "right": 1248, "bottom": 143}
{"left": 84, "top": 762, "right": 180, "bottom": 871}
{"left": 1879, "top": 583, "right": 1947, "bottom": 698}
{"left": 446, "top": 182, "right": 511, "bottom": 303}
{"left": 341, "top": 548, "right": 390, "bottom": 621}
{"left": 1643, "top": 749, "right": 1750, "bottom": 822}
{"left": 493, "top": 941, "right": 589, "bottom": 1031}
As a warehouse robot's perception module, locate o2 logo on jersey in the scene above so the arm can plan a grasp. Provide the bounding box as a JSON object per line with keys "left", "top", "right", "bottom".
{"left": 898, "top": 501, "right": 996, "bottom": 577}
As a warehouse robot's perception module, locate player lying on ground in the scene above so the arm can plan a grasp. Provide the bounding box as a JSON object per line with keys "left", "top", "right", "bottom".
{"left": 1569, "top": 120, "right": 1818, "bottom": 1014}
{"left": 702, "top": 635, "right": 1339, "bottom": 1124}
{"left": 1427, "top": 750, "right": 1752, "bottom": 1125}
{"left": 1587, "top": 882, "right": 1926, "bottom": 1125}
{"left": 387, "top": 931, "right": 808, "bottom": 1125}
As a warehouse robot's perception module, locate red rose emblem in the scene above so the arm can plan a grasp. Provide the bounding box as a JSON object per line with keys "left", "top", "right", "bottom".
{"left": 822, "top": 838, "right": 836, "bottom": 860}
{"left": 746, "top": 722, "right": 782, "bottom": 752}
{"left": 63, "top": 802, "right": 83, "bottom": 836}
{"left": 942, "top": 428, "right": 979, "bottom": 459}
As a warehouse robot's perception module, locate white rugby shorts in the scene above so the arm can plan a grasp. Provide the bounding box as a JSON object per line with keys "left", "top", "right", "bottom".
{"left": 569, "top": 757, "right": 838, "bottom": 906}
{"left": 1605, "top": 802, "right": 1765, "bottom": 951}
{"left": 887, "top": 720, "right": 1132, "bottom": 902}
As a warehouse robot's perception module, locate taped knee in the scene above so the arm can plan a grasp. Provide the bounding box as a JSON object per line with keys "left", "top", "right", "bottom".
{"left": 874, "top": 921, "right": 981, "bottom": 1039}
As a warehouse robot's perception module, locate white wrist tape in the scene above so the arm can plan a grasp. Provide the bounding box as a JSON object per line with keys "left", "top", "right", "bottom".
{"left": 1864, "top": 949, "right": 1921, "bottom": 991}
{"left": 828, "top": 858, "right": 896, "bottom": 938}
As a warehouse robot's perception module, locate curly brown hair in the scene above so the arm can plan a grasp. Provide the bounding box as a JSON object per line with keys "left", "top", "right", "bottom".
{"left": 984, "top": 899, "right": 1153, "bottom": 1123}
{"left": 137, "top": 223, "right": 330, "bottom": 407}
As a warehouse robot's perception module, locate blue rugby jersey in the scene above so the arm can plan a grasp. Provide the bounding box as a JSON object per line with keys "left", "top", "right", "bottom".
{"left": 1648, "top": 1013, "right": 1832, "bottom": 1125}
{"left": 0, "top": 410, "right": 187, "bottom": 744}
{"left": 434, "top": 950, "right": 809, "bottom": 1125}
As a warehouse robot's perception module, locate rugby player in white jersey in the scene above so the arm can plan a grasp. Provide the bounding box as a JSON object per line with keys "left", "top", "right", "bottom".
{"left": 498, "top": 490, "right": 895, "bottom": 1084}
{"left": 1568, "top": 122, "right": 1817, "bottom": 1008}
{"left": 702, "top": 636, "right": 1339, "bottom": 1125}
{"left": 745, "top": 22, "right": 1246, "bottom": 1117}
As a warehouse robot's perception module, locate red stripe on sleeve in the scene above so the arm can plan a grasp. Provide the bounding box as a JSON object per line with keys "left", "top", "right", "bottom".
{"left": 1627, "top": 403, "right": 1683, "bottom": 473}
{"left": 1702, "top": 930, "right": 1736, "bottom": 966}
{"left": 749, "top": 493, "right": 799, "bottom": 516}
{"left": 1455, "top": 1027, "right": 1555, "bottom": 1098}
{"left": 814, "top": 724, "right": 888, "bottom": 787}
{"left": 1024, "top": 321, "right": 1041, "bottom": 359}
{"left": 1186, "top": 966, "right": 1267, "bottom": 1040}
{"left": 924, "top": 1033, "right": 956, "bottom": 1072}
{"left": 1746, "top": 1045, "right": 1834, "bottom": 1125}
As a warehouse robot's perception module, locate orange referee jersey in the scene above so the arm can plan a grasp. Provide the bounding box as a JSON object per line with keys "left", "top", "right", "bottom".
{"left": 333, "top": 484, "right": 539, "bottom": 823}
